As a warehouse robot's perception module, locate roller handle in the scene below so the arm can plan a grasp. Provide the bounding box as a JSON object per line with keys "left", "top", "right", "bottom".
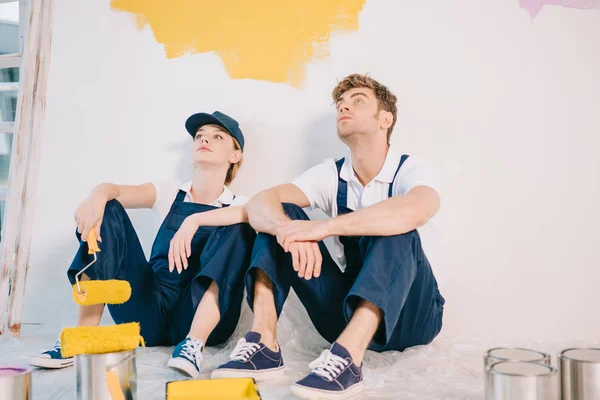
{"left": 105, "top": 370, "right": 125, "bottom": 400}
{"left": 105, "top": 346, "right": 143, "bottom": 400}
{"left": 87, "top": 228, "right": 101, "bottom": 254}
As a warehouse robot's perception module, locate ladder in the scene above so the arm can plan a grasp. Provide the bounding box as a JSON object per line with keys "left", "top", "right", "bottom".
{"left": 0, "top": 0, "right": 53, "bottom": 336}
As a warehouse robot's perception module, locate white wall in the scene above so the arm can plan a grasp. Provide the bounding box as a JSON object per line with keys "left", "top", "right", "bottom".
{"left": 23, "top": 0, "right": 600, "bottom": 341}
{"left": 0, "top": 2, "right": 19, "bottom": 23}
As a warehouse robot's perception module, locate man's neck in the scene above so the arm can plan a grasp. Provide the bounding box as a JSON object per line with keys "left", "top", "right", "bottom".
{"left": 348, "top": 139, "right": 389, "bottom": 187}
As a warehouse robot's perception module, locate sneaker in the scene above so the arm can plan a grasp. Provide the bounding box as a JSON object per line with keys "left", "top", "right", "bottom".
{"left": 167, "top": 337, "right": 204, "bottom": 379}
{"left": 28, "top": 340, "right": 74, "bottom": 369}
{"left": 211, "top": 331, "right": 284, "bottom": 381}
{"left": 290, "top": 343, "right": 364, "bottom": 399}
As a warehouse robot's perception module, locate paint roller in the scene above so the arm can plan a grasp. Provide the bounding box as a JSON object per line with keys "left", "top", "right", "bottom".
{"left": 72, "top": 228, "right": 132, "bottom": 306}
{"left": 166, "top": 378, "right": 262, "bottom": 400}
{"left": 60, "top": 322, "right": 145, "bottom": 357}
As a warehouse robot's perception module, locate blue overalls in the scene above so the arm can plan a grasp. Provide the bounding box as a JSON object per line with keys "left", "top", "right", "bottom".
{"left": 67, "top": 190, "right": 256, "bottom": 346}
{"left": 246, "top": 156, "right": 445, "bottom": 351}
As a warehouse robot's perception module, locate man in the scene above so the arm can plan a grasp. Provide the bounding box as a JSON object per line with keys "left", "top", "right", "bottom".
{"left": 212, "top": 74, "right": 445, "bottom": 399}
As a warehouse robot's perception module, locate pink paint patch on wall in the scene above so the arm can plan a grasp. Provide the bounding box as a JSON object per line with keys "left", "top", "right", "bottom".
{"left": 520, "top": 0, "right": 600, "bottom": 19}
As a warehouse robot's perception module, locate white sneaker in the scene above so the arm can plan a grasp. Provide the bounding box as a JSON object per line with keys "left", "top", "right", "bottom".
{"left": 167, "top": 337, "right": 203, "bottom": 379}
{"left": 28, "top": 340, "right": 74, "bottom": 369}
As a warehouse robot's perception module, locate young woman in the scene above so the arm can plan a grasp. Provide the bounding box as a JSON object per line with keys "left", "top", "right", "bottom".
{"left": 29, "top": 111, "right": 256, "bottom": 378}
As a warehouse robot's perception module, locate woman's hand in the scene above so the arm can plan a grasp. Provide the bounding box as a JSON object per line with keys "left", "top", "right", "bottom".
{"left": 169, "top": 214, "right": 202, "bottom": 273}
{"left": 74, "top": 187, "right": 109, "bottom": 242}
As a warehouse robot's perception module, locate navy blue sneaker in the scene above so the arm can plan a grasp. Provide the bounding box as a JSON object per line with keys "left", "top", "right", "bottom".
{"left": 211, "top": 331, "right": 284, "bottom": 381}
{"left": 28, "top": 340, "right": 74, "bottom": 369}
{"left": 291, "top": 343, "right": 364, "bottom": 399}
{"left": 167, "top": 337, "right": 204, "bottom": 379}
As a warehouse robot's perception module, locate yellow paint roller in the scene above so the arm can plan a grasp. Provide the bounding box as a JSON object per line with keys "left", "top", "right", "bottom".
{"left": 166, "top": 378, "right": 261, "bottom": 400}
{"left": 60, "top": 322, "right": 145, "bottom": 357}
{"left": 72, "top": 228, "right": 132, "bottom": 306}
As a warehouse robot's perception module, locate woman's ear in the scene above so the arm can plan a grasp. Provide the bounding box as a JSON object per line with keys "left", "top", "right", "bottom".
{"left": 229, "top": 150, "right": 242, "bottom": 164}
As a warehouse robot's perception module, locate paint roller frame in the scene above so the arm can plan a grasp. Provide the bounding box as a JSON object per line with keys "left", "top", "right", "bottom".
{"left": 74, "top": 228, "right": 101, "bottom": 295}
{"left": 72, "top": 228, "right": 132, "bottom": 306}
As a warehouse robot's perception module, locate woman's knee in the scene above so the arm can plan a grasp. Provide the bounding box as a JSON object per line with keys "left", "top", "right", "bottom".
{"left": 216, "top": 223, "right": 257, "bottom": 246}
{"left": 219, "top": 222, "right": 255, "bottom": 236}
{"left": 102, "top": 199, "right": 128, "bottom": 222}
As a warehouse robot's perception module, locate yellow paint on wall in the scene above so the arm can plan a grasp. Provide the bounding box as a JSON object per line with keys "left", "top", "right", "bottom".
{"left": 110, "top": 0, "right": 365, "bottom": 87}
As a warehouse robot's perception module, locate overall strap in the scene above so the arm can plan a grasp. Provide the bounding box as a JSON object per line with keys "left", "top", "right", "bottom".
{"left": 175, "top": 189, "right": 187, "bottom": 202}
{"left": 387, "top": 154, "right": 410, "bottom": 197}
{"left": 335, "top": 158, "right": 347, "bottom": 209}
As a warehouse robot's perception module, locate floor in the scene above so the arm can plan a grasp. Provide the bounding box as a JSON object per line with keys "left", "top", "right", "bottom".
{"left": 2, "top": 300, "right": 598, "bottom": 399}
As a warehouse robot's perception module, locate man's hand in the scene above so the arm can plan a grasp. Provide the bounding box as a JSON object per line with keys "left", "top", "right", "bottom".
{"left": 276, "top": 220, "right": 331, "bottom": 252}
{"left": 288, "top": 241, "right": 323, "bottom": 280}
{"left": 169, "top": 214, "right": 201, "bottom": 273}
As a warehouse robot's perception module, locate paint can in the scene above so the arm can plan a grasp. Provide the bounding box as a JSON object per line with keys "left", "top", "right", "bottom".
{"left": 484, "top": 347, "right": 551, "bottom": 368}
{"left": 559, "top": 348, "right": 600, "bottom": 400}
{"left": 0, "top": 366, "right": 32, "bottom": 400}
{"left": 75, "top": 349, "right": 136, "bottom": 400}
{"left": 485, "top": 360, "right": 560, "bottom": 400}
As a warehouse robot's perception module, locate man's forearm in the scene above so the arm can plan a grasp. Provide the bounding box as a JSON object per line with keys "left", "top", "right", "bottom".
{"left": 329, "top": 188, "right": 439, "bottom": 237}
{"left": 246, "top": 190, "right": 290, "bottom": 235}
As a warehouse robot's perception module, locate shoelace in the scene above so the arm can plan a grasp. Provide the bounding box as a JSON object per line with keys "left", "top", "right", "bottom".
{"left": 309, "top": 349, "right": 349, "bottom": 382}
{"left": 48, "top": 340, "right": 61, "bottom": 354}
{"left": 180, "top": 338, "right": 203, "bottom": 366}
{"left": 229, "top": 338, "right": 261, "bottom": 362}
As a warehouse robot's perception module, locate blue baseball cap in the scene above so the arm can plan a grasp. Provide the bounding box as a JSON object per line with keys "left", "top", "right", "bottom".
{"left": 185, "top": 111, "right": 245, "bottom": 151}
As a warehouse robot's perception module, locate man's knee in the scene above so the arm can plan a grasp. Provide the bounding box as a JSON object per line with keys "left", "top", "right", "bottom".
{"left": 282, "top": 203, "right": 310, "bottom": 221}
{"left": 361, "top": 230, "right": 420, "bottom": 248}
{"left": 359, "top": 230, "right": 423, "bottom": 269}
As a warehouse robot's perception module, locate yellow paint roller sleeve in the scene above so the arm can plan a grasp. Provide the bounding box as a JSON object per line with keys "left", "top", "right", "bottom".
{"left": 60, "top": 322, "right": 144, "bottom": 357}
{"left": 72, "top": 280, "right": 132, "bottom": 306}
{"left": 166, "top": 378, "right": 261, "bottom": 400}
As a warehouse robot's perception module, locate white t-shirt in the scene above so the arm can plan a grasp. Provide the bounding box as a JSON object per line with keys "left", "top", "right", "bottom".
{"left": 151, "top": 180, "right": 248, "bottom": 226}
{"left": 291, "top": 146, "right": 440, "bottom": 272}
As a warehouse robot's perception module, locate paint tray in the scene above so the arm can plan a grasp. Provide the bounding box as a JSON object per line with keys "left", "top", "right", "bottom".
{"left": 166, "top": 378, "right": 261, "bottom": 400}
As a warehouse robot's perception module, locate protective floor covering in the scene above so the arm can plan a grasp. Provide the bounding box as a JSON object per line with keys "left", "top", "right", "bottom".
{"left": 2, "top": 297, "right": 598, "bottom": 399}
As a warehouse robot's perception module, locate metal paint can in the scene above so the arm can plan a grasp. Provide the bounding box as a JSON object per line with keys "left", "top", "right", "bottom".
{"left": 485, "top": 360, "right": 559, "bottom": 400}
{"left": 559, "top": 348, "right": 600, "bottom": 400}
{"left": 484, "top": 347, "right": 551, "bottom": 368}
{"left": 0, "top": 366, "right": 32, "bottom": 400}
{"left": 75, "top": 349, "right": 136, "bottom": 400}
